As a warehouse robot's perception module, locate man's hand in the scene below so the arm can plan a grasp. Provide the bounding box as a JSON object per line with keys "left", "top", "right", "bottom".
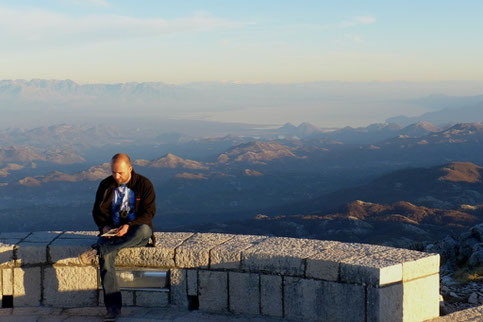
{"left": 102, "top": 225, "right": 114, "bottom": 239}
{"left": 116, "top": 224, "right": 129, "bottom": 237}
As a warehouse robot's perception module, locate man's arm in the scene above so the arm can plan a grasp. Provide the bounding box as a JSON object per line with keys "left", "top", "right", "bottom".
{"left": 92, "top": 181, "right": 111, "bottom": 232}
{"left": 128, "top": 177, "right": 156, "bottom": 227}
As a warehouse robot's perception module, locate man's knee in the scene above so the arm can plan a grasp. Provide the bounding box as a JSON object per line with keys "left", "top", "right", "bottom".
{"left": 134, "top": 224, "right": 152, "bottom": 237}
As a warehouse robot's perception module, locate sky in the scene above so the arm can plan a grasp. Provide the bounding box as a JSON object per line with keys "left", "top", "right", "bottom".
{"left": 1, "top": 0, "right": 483, "bottom": 84}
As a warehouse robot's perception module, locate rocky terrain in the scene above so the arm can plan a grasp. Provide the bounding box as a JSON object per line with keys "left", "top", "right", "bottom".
{"left": 414, "top": 224, "right": 483, "bottom": 314}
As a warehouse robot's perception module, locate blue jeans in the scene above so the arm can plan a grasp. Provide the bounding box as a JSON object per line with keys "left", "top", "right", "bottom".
{"left": 96, "top": 224, "right": 152, "bottom": 310}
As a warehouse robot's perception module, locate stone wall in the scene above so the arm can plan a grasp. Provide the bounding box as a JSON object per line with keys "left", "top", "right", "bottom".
{"left": 0, "top": 231, "right": 440, "bottom": 321}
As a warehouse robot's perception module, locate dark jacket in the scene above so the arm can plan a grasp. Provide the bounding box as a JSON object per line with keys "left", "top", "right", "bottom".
{"left": 92, "top": 170, "right": 156, "bottom": 245}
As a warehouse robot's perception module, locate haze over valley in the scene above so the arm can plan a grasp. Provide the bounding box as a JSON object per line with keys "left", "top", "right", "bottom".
{"left": 1, "top": 93, "right": 482, "bottom": 248}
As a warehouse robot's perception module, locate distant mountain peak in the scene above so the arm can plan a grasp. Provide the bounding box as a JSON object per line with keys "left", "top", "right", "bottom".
{"left": 398, "top": 121, "right": 441, "bottom": 137}
{"left": 439, "top": 162, "right": 482, "bottom": 183}
{"left": 136, "top": 153, "right": 207, "bottom": 170}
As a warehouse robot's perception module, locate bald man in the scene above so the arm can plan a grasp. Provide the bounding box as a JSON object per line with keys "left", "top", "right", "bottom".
{"left": 81, "top": 153, "right": 156, "bottom": 321}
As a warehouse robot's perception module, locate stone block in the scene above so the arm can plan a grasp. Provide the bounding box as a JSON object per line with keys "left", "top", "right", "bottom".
{"left": 187, "top": 269, "right": 198, "bottom": 296}
{"left": 283, "top": 277, "right": 324, "bottom": 320}
{"left": 306, "top": 241, "right": 374, "bottom": 281}
{"left": 2, "top": 268, "right": 13, "bottom": 295}
{"left": 0, "top": 242, "right": 15, "bottom": 267}
{"left": 115, "top": 247, "right": 168, "bottom": 267}
{"left": 175, "top": 233, "right": 234, "bottom": 268}
{"left": 154, "top": 232, "right": 195, "bottom": 249}
{"left": 361, "top": 247, "right": 440, "bottom": 282}
{"left": 210, "top": 235, "right": 266, "bottom": 269}
{"left": 340, "top": 255, "right": 402, "bottom": 286}
{"left": 13, "top": 267, "right": 41, "bottom": 306}
{"left": 43, "top": 266, "right": 98, "bottom": 307}
{"left": 114, "top": 232, "right": 194, "bottom": 268}
{"left": 16, "top": 242, "right": 48, "bottom": 265}
{"left": 58, "top": 231, "right": 99, "bottom": 239}
{"left": 367, "top": 283, "right": 404, "bottom": 322}
{"left": 23, "top": 231, "right": 62, "bottom": 243}
{"left": 242, "top": 237, "right": 335, "bottom": 276}
{"left": 49, "top": 238, "right": 98, "bottom": 266}
{"left": 284, "top": 277, "right": 365, "bottom": 322}
{"left": 399, "top": 250, "right": 440, "bottom": 281}
{"left": 306, "top": 241, "right": 387, "bottom": 281}
{"left": 260, "top": 274, "right": 282, "bottom": 317}
{"left": 169, "top": 268, "right": 188, "bottom": 308}
{"left": 324, "top": 281, "right": 366, "bottom": 322}
{"left": 228, "top": 272, "right": 259, "bottom": 315}
{"left": 99, "top": 290, "right": 134, "bottom": 306}
{"left": 340, "top": 247, "right": 440, "bottom": 286}
{"left": 198, "top": 270, "right": 228, "bottom": 312}
{"left": 135, "top": 290, "right": 169, "bottom": 307}
{"left": 426, "top": 305, "right": 483, "bottom": 322}
{"left": 402, "top": 273, "right": 439, "bottom": 321}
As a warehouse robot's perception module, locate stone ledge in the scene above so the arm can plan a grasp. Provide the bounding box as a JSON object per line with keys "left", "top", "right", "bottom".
{"left": 425, "top": 305, "right": 483, "bottom": 322}
{"left": 0, "top": 231, "right": 442, "bottom": 322}
{"left": 1, "top": 231, "right": 440, "bottom": 285}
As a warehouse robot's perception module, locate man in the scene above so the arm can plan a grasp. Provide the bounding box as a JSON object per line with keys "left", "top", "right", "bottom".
{"left": 80, "top": 153, "right": 156, "bottom": 321}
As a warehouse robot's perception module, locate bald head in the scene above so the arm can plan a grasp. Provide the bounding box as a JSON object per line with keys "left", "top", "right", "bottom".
{"left": 111, "top": 153, "right": 132, "bottom": 166}
{"left": 111, "top": 153, "right": 132, "bottom": 185}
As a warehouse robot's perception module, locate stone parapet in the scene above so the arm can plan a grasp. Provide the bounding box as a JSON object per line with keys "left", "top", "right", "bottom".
{"left": 0, "top": 231, "right": 440, "bottom": 321}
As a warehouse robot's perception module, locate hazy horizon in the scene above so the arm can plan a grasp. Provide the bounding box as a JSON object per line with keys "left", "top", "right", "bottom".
{"left": 1, "top": 1, "right": 483, "bottom": 129}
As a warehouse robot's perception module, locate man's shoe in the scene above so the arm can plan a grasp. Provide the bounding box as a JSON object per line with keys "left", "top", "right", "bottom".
{"left": 79, "top": 248, "right": 97, "bottom": 265}
{"left": 104, "top": 307, "right": 121, "bottom": 322}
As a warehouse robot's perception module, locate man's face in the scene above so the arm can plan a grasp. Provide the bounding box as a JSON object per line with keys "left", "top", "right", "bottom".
{"left": 111, "top": 160, "right": 132, "bottom": 185}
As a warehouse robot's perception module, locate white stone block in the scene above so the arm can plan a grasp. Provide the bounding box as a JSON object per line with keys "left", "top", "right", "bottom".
{"left": 135, "top": 290, "right": 169, "bottom": 307}
{"left": 175, "top": 233, "right": 234, "bottom": 268}
{"left": 169, "top": 268, "right": 188, "bottom": 308}
{"left": 284, "top": 277, "right": 365, "bottom": 321}
{"left": 402, "top": 273, "right": 439, "bottom": 321}
{"left": 0, "top": 242, "right": 16, "bottom": 268}
{"left": 59, "top": 231, "right": 99, "bottom": 239}
{"left": 187, "top": 269, "right": 197, "bottom": 296}
{"left": 260, "top": 274, "right": 282, "bottom": 317}
{"left": 13, "top": 267, "right": 41, "bottom": 306}
{"left": 49, "top": 238, "right": 98, "bottom": 266}
{"left": 283, "top": 277, "right": 324, "bottom": 320}
{"left": 228, "top": 272, "right": 259, "bottom": 315}
{"left": 210, "top": 235, "right": 266, "bottom": 269}
{"left": 306, "top": 241, "right": 389, "bottom": 281}
{"left": 16, "top": 242, "right": 48, "bottom": 265}
{"left": 242, "top": 237, "right": 335, "bottom": 276}
{"left": 198, "top": 270, "right": 227, "bottom": 312}
{"left": 114, "top": 232, "right": 194, "bottom": 268}
{"left": 2, "top": 268, "right": 13, "bottom": 295}
{"left": 115, "top": 247, "right": 170, "bottom": 267}
{"left": 367, "top": 283, "right": 404, "bottom": 322}
{"left": 43, "top": 266, "right": 98, "bottom": 307}
{"left": 402, "top": 253, "right": 440, "bottom": 281}
{"left": 340, "top": 256, "right": 402, "bottom": 286}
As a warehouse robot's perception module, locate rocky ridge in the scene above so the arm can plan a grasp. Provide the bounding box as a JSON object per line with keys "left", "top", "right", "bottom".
{"left": 416, "top": 224, "right": 483, "bottom": 314}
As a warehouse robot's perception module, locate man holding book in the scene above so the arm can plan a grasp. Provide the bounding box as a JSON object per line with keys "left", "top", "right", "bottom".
{"left": 80, "top": 153, "right": 156, "bottom": 321}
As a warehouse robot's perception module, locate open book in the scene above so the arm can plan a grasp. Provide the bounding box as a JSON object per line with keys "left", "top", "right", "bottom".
{"left": 101, "top": 228, "right": 119, "bottom": 237}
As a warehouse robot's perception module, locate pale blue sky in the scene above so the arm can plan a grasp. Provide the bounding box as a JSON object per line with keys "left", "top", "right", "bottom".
{"left": 1, "top": 0, "right": 483, "bottom": 84}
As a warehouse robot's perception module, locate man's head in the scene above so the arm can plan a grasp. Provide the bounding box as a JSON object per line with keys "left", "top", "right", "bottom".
{"left": 111, "top": 153, "right": 133, "bottom": 185}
